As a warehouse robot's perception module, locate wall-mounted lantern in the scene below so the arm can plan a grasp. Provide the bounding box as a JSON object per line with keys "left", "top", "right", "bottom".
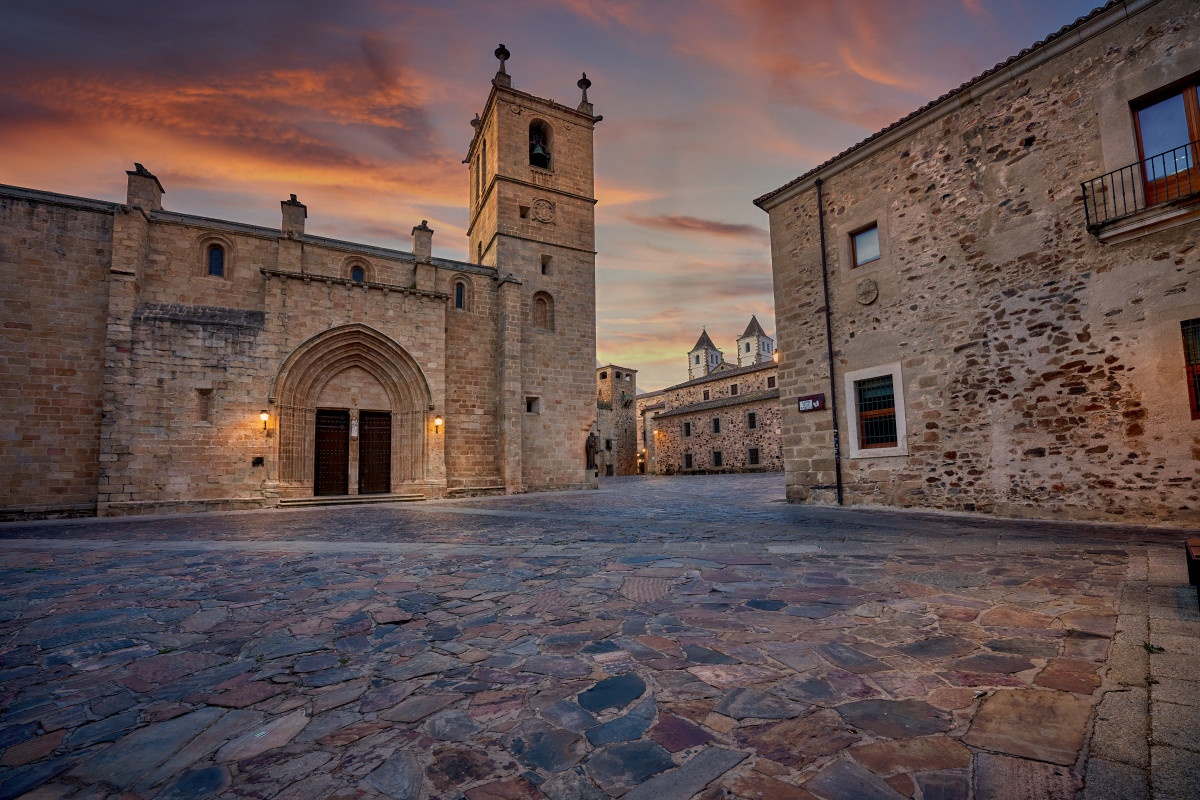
{"left": 434, "top": 416, "right": 444, "bottom": 434}
{"left": 772, "top": 350, "right": 780, "bottom": 363}
{"left": 260, "top": 410, "right": 269, "bottom": 430}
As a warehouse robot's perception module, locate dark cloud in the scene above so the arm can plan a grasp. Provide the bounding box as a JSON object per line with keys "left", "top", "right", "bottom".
{"left": 626, "top": 214, "right": 766, "bottom": 239}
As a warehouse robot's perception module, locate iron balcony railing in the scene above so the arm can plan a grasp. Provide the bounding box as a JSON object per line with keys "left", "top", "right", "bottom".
{"left": 1082, "top": 138, "right": 1200, "bottom": 231}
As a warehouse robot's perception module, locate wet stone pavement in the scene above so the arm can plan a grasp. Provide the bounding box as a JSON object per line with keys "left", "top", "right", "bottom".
{"left": 0, "top": 473, "right": 1196, "bottom": 800}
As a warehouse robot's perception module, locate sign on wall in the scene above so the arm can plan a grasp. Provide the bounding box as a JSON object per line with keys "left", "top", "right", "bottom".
{"left": 797, "top": 393, "right": 825, "bottom": 412}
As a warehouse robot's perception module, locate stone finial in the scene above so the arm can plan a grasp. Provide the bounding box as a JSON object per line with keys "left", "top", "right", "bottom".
{"left": 493, "top": 44, "right": 512, "bottom": 88}
{"left": 281, "top": 194, "right": 307, "bottom": 239}
{"left": 412, "top": 220, "right": 434, "bottom": 261}
{"left": 577, "top": 73, "right": 593, "bottom": 113}
{"left": 125, "top": 163, "right": 164, "bottom": 211}
{"left": 471, "top": 113, "right": 481, "bottom": 129}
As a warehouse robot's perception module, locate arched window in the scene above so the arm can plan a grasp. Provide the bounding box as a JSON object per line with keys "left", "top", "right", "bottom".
{"left": 532, "top": 291, "right": 554, "bottom": 332}
{"left": 208, "top": 245, "right": 225, "bottom": 277}
{"left": 351, "top": 267, "right": 365, "bottom": 283}
{"left": 529, "top": 120, "right": 552, "bottom": 169}
{"left": 451, "top": 275, "right": 472, "bottom": 311}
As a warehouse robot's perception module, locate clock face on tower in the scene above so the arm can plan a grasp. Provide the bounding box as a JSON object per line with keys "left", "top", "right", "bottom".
{"left": 533, "top": 198, "right": 555, "bottom": 224}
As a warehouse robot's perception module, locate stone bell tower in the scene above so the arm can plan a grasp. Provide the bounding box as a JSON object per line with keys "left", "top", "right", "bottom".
{"left": 466, "top": 45, "right": 601, "bottom": 491}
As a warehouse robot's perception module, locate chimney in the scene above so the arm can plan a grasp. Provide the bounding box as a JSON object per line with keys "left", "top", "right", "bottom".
{"left": 412, "top": 220, "right": 433, "bottom": 262}
{"left": 125, "top": 163, "right": 163, "bottom": 211}
{"left": 281, "top": 194, "right": 306, "bottom": 238}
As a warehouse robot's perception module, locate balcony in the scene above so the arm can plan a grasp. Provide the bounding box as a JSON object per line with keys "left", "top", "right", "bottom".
{"left": 1082, "top": 139, "right": 1200, "bottom": 243}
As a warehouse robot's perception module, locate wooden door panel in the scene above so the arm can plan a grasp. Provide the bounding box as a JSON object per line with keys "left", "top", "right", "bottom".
{"left": 359, "top": 411, "right": 392, "bottom": 494}
{"left": 314, "top": 410, "right": 349, "bottom": 496}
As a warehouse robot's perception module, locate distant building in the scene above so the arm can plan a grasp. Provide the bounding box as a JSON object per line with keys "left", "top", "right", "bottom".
{"left": 649, "top": 318, "right": 782, "bottom": 474}
{"left": 636, "top": 390, "right": 665, "bottom": 474}
{"left": 595, "top": 365, "right": 638, "bottom": 476}
{"left": 755, "top": 0, "right": 1199, "bottom": 525}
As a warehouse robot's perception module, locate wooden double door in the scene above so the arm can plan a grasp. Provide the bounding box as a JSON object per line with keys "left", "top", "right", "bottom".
{"left": 314, "top": 409, "right": 392, "bottom": 496}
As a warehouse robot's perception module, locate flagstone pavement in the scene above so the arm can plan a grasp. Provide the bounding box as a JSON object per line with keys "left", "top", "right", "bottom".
{"left": 0, "top": 473, "right": 1196, "bottom": 800}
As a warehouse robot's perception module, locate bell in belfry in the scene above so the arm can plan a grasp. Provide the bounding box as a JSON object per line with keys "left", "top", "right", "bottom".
{"left": 530, "top": 141, "right": 550, "bottom": 169}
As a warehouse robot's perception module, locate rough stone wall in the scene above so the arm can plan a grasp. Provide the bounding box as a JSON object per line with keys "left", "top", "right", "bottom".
{"left": 655, "top": 395, "right": 783, "bottom": 474}
{"left": 663, "top": 364, "right": 777, "bottom": 411}
{"left": 595, "top": 367, "right": 638, "bottom": 476}
{"left": 765, "top": 0, "right": 1200, "bottom": 524}
{"left": 0, "top": 194, "right": 112, "bottom": 517}
{"left": 443, "top": 271, "right": 502, "bottom": 489}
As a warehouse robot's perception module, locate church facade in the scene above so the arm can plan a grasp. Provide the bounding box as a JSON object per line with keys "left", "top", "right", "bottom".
{"left": 0, "top": 47, "right": 600, "bottom": 518}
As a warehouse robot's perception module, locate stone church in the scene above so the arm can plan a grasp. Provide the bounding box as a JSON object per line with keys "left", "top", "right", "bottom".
{"left": 0, "top": 46, "right": 600, "bottom": 518}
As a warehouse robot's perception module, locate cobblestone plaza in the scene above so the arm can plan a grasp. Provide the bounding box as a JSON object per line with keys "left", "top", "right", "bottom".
{"left": 0, "top": 474, "right": 1196, "bottom": 799}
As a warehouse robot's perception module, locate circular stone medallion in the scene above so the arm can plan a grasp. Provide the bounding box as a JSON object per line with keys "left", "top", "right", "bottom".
{"left": 533, "top": 199, "right": 555, "bottom": 224}
{"left": 856, "top": 278, "right": 879, "bottom": 305}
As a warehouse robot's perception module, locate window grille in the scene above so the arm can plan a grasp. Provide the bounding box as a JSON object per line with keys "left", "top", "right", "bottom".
{"left": 855, "top": 375, "right": 898, "bottom": 448}
{"left": 1184, "top": 319, "right": 1200, "bottom": 420}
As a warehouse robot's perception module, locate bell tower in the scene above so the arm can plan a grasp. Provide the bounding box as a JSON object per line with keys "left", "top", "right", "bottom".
{"left": 466, "top": 45, "right": 601, "bottom": 491}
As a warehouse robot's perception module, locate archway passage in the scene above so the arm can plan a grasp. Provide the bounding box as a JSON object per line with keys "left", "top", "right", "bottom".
{"left": 271, "top": 325, "right": 432, "bottom": 497}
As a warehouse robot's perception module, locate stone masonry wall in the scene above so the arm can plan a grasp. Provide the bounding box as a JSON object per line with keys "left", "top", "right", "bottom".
{"left": 0, "top": 194, "right": 112, "bottom": 517}
{"left": 765, "top": 0, "right": 1200, "bottom": 524}
{"left": 655, "top": 394, "right": 783, "bottom": 474}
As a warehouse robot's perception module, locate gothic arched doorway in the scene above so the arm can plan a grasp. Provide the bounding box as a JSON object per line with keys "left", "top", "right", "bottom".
{"left": 269, "top": 325, "right": 432, "bottom": 497}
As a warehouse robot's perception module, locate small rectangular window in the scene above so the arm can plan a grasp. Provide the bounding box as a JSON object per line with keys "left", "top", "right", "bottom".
{"left": 747, "top": 412, "right": 757, "bottom": 429}
{"left": 748, "top": 447, "right": 760, "bottom": 466}
{"left": 855, "top": 375, "right": 897, "bottom": 448}
{"left": 605, "top": 439, "right": 612, "bottom": 451}
{"left": 455, "top": 283, "right": 465, "bottom": 309}
{"left": 520, "top": 205, "right": 530, "bottom": 219}
{"left": 712, "top": 417, "right": 721, "bottom": 434}
{"left": 703, "top": 390, "right": 710, "bottom": 400}
{"left": 195, "top": 388, "right": 212, "bottom": 424}
{"left": 745, "top": 342, "right": 751, "bottom": 353}
{"left": 731, "top": 384, "right": 738, "bottom": 396}
{"left": 683, "top": 422, "right": 692, "bottom": 437}
{"left": 1183, "top": 318, "right": 1200, "bottom": 420}
{"left": 541, "top": 254, "right": 551, "bottom": 275}
{"left": 712, "top": 451, "right": 723, "bottom": 468}
{"left": 852, "top": 224, "right": 880, "bottom": 267}
{"left": 525, "top": 396, "right": 541, "bottom": 414}
{"left": 767, "top": 376, "right": 776, "bottom": 389}
{"left": 606, "top": 464, "right": 614, "bottom": 477}
{"left": 684, "top": 453, "right": 693, "bottom": 469}
{"left": 615, "top": 371, "right": 623, "bottom": 379}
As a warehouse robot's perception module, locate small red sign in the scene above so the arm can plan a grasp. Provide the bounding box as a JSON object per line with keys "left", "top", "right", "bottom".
{"left": 797, "top": 393, "right": 825, "bottom": 412}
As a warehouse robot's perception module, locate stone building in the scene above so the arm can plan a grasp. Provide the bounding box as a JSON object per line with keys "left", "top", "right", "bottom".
{"left": 0, "top": 46, "right": 601, "bottom": 518}
{"left": 594, "top": 364, "right": 638, "bottom": 476}
{"left": 650, "top": 321, "right": 783, "bottom": 474}
{"left": 635, "top": 390, "right": 665, "bottom": 474}
{"left": 755, "top": 0, "right": 1199, "bottom": 525}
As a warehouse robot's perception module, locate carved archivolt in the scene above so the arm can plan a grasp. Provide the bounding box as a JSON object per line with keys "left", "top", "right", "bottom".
{"left": 270, "top": 324, "right": 432, "bottom": 489}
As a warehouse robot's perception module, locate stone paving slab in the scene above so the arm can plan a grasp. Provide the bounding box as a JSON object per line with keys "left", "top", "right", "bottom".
{"left": 0, "top": 473, "right": 1194, "bottom": 799}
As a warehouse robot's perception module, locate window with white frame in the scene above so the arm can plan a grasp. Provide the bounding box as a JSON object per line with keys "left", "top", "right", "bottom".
{"left": 843, "top": 361, "right": 908, "bottom": 459}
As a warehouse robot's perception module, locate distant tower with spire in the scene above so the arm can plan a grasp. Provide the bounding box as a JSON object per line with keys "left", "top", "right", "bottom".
{"left": 687, "top": 328, "right": 723, "bottom": 380}
{"left": 736, "top": 315, "right": 774, "bottom": 366}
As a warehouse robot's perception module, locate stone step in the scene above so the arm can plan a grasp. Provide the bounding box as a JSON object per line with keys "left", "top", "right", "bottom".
{"left": 277, "top": 494, "right": 425, "bottom": 507}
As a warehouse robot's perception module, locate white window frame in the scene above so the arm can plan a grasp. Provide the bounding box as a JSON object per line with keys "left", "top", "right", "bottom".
{"left": 843, "top": 361, "right": 908, "bottom": 459}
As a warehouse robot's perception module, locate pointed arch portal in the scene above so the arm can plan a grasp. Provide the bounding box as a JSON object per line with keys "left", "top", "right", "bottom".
{"left": 270, "top": 324, "right": 433, "bottom": 495}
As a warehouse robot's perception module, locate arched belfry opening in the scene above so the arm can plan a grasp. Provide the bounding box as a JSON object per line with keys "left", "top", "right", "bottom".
{"left": 270, "top": 325, "right": 433, "bottom": 497}
{"left": 529, "top": 119, "right": 552, "bottom": 169}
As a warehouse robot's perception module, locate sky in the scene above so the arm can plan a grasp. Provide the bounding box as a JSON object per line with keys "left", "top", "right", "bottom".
{"left": 0, "top": 0, "right": 1105, "bottom": 390}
